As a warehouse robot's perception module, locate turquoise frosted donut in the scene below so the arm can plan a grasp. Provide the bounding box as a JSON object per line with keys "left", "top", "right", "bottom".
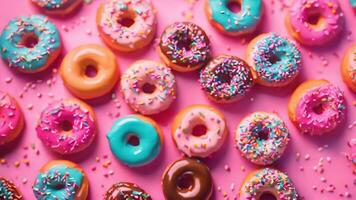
{"left": 106, "top": 115, "right": 163, "bottom": 167}
{"left": 0, "top": 15, "right": 61, "bottom": 73}
{"left": 206, "top": 0, "right": 263, "bottom": 36}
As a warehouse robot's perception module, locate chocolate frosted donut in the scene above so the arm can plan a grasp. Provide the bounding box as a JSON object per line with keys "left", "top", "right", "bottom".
{"left": 0, "top": 177, "right": 23, "bottom": 200}
{"left": 104, "top": 182, "right": 151, "bottom": 200}
{"left": 161, "top": 158, "right": 212, "bottom": 200}
{"left": 159, "top": 22, "right": 211, "bottom": 72}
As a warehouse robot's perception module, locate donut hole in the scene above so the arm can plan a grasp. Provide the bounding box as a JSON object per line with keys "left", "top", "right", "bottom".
{"left": 53, "top": 183, "right": 66, "bottom": 190}
{"left": 266, "top": 53, "right": 280, "bottom": 65}
{"left": 60, "top": 120, "right": 73, "bottom": 132}
{"left": 117, "top": 11, "right": 136, "bottom": 28}
{"left": 227, "top": 1, "right": 241, "bottom": 13}
{"left": 260, "top": 192, "right": 277, "bottom": 200}
{"left": 127, "top": 135, "right": 140, "bottom": 146}
{"left": 80, "top": 59, "right": 98, "bottom": 78}
{"left": 257, "top": 129, "right": 269, "bottom": 140}
{"left": 305, "top": 9, "right": 324, "bottom": 27}
{"left": 312, "top": 102, "right": 326, "bottom": 115}
{"left": 177, "top": 38, "right": 193, "bottom": 51}
{"left": 191, "top": 124, "right": 207, "bottom": 137}
{"left": 20, "top": 32, "right": 39, "bottom": 48}
{"left": 217, "top": 71, "right": 232, "bottom": 84}
{"left": 142, "top": 83, "right": 156, "bottom": 94}
{"left": 177, "top": 172, "right": 194, "bottom": 191}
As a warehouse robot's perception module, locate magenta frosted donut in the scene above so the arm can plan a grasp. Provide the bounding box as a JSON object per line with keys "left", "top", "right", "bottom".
{"left": 286, "top": 0, "right": 344, "bottom": 46}
{"left": 36, "top": 99, "right": 96, "bottom": 154}
{"left": 0, "top": 92, "right": 24, "bottom": 145}
{"left": 289, "top": 80, "right": 346, "bottom": 136}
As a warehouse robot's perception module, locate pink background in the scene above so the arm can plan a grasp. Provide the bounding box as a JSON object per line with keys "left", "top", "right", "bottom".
{"left": 0, "top": 0, "right": 355, "bottom": 199}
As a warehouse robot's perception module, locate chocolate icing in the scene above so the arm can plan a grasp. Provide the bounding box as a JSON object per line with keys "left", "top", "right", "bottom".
{"left": 104, "top": 182, "right": 152, "bottom": 200}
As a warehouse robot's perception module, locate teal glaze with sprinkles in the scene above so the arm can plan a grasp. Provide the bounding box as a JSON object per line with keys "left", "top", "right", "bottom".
{"left": 107, "top": 115, "right": 161, "bottom": 167}
{"left": 0, "top": 181, "right": 11, "bottom": 199}
{"left": 208, "top": 0, "right": 263, "bottom": 34}
{"left": 0, "top": 15, "right": 61, "bottom": 72}
{"left": 350, "top": 0, "right": 356, "bottom": 7}
{"left": 32, "top": 0, "right": 76, "bottom": 9}
{"left": 251, "top": 33, "right": 301, "bottom": 85}
{"left": 32, "top": 164, "right": 83, "bottom": 200}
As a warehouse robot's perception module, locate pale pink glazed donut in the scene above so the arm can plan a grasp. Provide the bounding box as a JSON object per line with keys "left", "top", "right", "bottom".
{"left": 121, "top": 60, "right": 176, "bottom": 115}
{"left": 288, "top": 80, "right": 346, "bottom": 136}
{"left": 36, "top": 99, "right": 97, "bottom": 154}
{"left": 286, "top": 0, "right": 344, "bottom": 46}
{"left": 96, "top": 0, "right": 156, "bottom": 52}
{"left": 0, "top": 92, "right": 24, "bottom": 145}
{"left": 171, "top": 105, "right": 228, "bottom": 158}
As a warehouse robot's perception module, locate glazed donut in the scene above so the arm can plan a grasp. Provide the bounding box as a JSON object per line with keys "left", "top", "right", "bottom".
{"left": 341, "top": 45, "right": 356, "bottom": 92}
{"left": 96, "top": 0, "right": 156, "bottom": 52}
{"left": 240, "top": 168, "right": 298, "bottom": 200}
{"left": 60, "top": 44, "right": 119, "bottom": 99}
{"left": 159, "top": 22, "right": 211, "bottom": 72}
{"left": 104, "top": 182, "right": 152, "bottom": 200}
{"left": 121, "top": 60, "right": 176, "bottom": 115}
{"left": 107, "top": 115, "right": 163, "bottom": 167}
{"left": 31, "top": 0, "right": 82, "bottom": 16}
{"left": 246, "top": 33, "right": 302, "bottom": 87}
{"left": 285, "top": 0, "right": 344, "bottom": 46}
{"left": 162, "top": 158, "right": 212, "bottom": 200}
{"left": 171, "top": 104, "right": 227, "bottom": 158}
{"left": 36, "top": 99, "right": 97, "bottom": 154}
{"left": 288, "top": 80, "right": 346, "bottom": 136}
{"left": 205, "top": 0, "right": 263, "bottom": 36}
{"left": 199, "top": 55, "right": 254, "bottom": 103}
{"left": 235, "top": 112, "right": 290, "bottom": 165}
{"left": 0, "top": 92, "right": 24, "bottom": 145}
{"left": 0, "top": 177, "right": 23, "bottom": 200}
{"left": 0, "top": 15, "right": 61, "bottom": 73}
{"left": 32, "top": 160, "right": 89, "bottom": 200}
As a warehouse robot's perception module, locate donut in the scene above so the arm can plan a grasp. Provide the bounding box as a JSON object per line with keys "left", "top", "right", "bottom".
{"left": 104, "top": 182, "right": 152, "bottom": 200}
{"left": 246, "top": 33, "right": 302, "bottom": 87}
{"left": 0, "top": 92, "right": 24, "bottom": 145}
{"left": 341, "top": 45, "right": 356, "bottom": 92}
{"left": 107, "top": 115, "right": 163, "bottom": 167}
{"left": 32, "top": 160, "right": 89, "bottom": 200}
{"left": 240, "top": 168, "right": 298, "bottom": 200}
{"left": 0, "top": 15, "right": 61, "bottom": 73}
{"left": 235, "top": 112, "right": 290, "bottom": 165}
{"left": 60, "top": 44, "right": 120, "bottom": 99}
{"left": 288, "top": 80, "right": 346, "bottom": 136}
{"left": 199, "top": 55, "right": 254, "bottom": 103}
{"left": 121, "top": 60, "right": 176, "bottom": 115}
{"left": 0, "top": 177, "right": 23, "bottom": 200}
{"left": 171, "top": 105, "right": 228, "bottom": 158}
{"left": 36, "top": 99, "right": 97, "bottom": 154}
{"left": 351, "top": 0, "right": 356, "bottom": 10}
{"left": 285, "top": 0, "right": 344, "bottom": 46}
{"left": 205, "top": 0, "right": 263, "bottom": 36}
{"left": 158, "top": 22, "right": 211, "bottom": 72}
{"left": 31, "top": 0, "right": 82, "bottom": 16}
{"left": 162, "top": 158, "right": 212, "bottom": 200}
{"left": 96, "top": 0, "right": 156, "bottom": 52}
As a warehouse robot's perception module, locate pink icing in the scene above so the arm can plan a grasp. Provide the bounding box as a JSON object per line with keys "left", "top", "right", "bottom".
{"left": 36, "top": 99, "right": 96, "bottom": 154}
{"left": 0, "top": 92, "right": 23, "bottom": 145}
{"left": 289, "top": 0, "right": 344, "bottom": 45}
{"left": 121, "top": 60, "right": 176, "bottom": 115}
{"left": 173, "top": 106, "right": 227, "bottom": 158}
{"left": 99, "top": 0, "right": 156, "bottom": 49}
{"left": 296, "top": 83, "right": 346, "bottom": 135}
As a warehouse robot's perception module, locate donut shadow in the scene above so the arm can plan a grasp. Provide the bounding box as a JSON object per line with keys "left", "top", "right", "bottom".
{"left": 83, "top": 83, "right": 120, "bottom": 107}
{"left": 209, "top": 91, "right": 256, "bottom": 115}
{"left": 0, "top": 127, "right": 26, "bottom": 156}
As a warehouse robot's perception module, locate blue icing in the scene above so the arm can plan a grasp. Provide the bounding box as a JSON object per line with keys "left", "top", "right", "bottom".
{"left": 351, "top": 0, "right": 356, "bottom": 7}
{"left": 252, "top": 33, "right": 301, "bottom": 83}
{"left": 33, "top": 164, "right": 83, "bottom": 200}
{"left": 0, "top": 15, "right": 61, "bottom": 72}
{"left": 208, "top": 0, "right": 263, "bottom": 33}
{"left": 107, "top": 115, "right": 161, "bottom": 167}
{"left": 33, "top": 0, "right": 74, "bottom": 9}
{"left": 0, "top": 181, "right": 12, "bottom": 199}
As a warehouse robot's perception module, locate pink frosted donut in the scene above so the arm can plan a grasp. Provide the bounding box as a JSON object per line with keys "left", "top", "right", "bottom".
{"left": 121, "top": 60, "right": 176, "bottom": 115}
{"left": 96, "top": 0, "right": 156, "bottom": 52}
{"left": 171, "top": 105, "right": 228, "bottom": 158}
{"left": 36, "top": 99, "right": 96, "bottom": 154}
{"left": 289, "top": 80, "right": 346, "bottom": 136}
{"left": 0, "top": 92, "right": 24, "bottom": 145}
{"left": 286, "top": 0, "right": 344, "bottom": 46}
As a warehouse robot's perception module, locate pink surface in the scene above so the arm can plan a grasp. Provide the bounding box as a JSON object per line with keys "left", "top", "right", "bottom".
{"left": 0, "top": 0, "right": 355, "bottom": 199}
